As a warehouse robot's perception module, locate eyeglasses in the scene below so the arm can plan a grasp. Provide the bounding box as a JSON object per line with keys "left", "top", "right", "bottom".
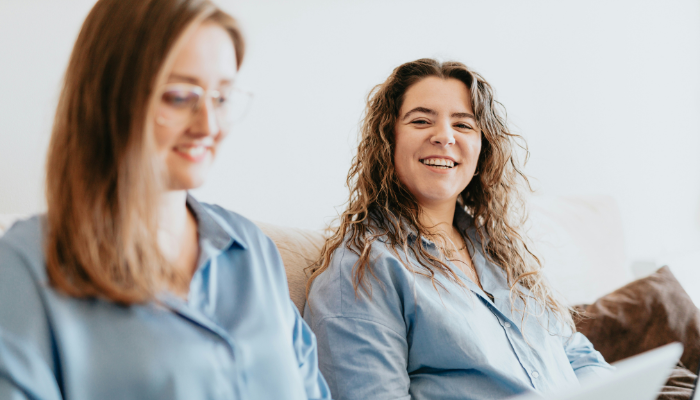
{"left": 154, "top": 83, "right": 252, "bottom": 130}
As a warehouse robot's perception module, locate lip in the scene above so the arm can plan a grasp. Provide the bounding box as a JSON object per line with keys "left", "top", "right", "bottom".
{"left": 173, "top": 144, "right": 212, "bottom": 163}
{"left": 420, "top": 155, "right": 458, "bottom": 163}
{"left": 419, "top": 155, "right": 460, "bottom": 173}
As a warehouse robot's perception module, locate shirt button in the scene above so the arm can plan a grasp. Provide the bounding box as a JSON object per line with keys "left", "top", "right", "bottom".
{"left": 532, "top": 371, "right": 540, "bottom": 379}
{"left": 504, "top": 322, "right": 511, "bottom": 328}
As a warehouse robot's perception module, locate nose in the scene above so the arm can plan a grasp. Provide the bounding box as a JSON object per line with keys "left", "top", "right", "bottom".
{"left": 190, "top": 97, "right": 220, "bottom": 137}
{"left": 430, "top": 120, "right": 455, "bottom": 147}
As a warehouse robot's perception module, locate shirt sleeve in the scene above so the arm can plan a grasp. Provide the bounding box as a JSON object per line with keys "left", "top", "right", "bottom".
{"left": 306, "top": 249, "right": 412, "bottom": 400}
{"left": 0, "top": 380, "right": 30, "bottom": 400}
{"left": 0, "top": 236, "right": 63, "bottom": 400}
{"left": 563, "top": 330, "right": 615, "bottom": 382}
{"left": 290, "top": 301, "right": 332, "bottom": 400}
{"left": 312, "top": 315, "right": 410, "bottom": 400}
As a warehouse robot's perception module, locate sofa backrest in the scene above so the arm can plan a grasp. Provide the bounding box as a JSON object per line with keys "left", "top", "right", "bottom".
{"left": 254, "top": 221, "right": 325, "bottom": 312}
{"left": 0, "top": 195, "right": 631, "bottom": 312}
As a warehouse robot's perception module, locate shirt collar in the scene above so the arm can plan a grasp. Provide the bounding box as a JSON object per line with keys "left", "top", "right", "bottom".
{"left": 186, "top": 194, "right": 247, "bottom": 252}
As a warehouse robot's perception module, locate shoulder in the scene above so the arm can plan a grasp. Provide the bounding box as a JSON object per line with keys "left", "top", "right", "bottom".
{"left": 0, "top": 215, "right": 48, "bottom": 283}
{"left": 307, "top": 231, "right": 415, "bottom": 322}
{"left": 198, "top": 202, "right": 262, "bottom": 236}
{"left": 0, "top": 216, "right": 54, "bottom": 360}
{"left": 198, "top": 202, "right": 277, "bottom": 252}
{"left": 196, "top": 201, "right": 288, "bottom": 282}
{"left": 329, "top": 233, "right": 413, "bottom": 284}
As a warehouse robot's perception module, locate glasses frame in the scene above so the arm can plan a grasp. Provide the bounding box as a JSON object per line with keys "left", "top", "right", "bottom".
{"left": 154, "top": 82, "right": 252, "bottom": 129}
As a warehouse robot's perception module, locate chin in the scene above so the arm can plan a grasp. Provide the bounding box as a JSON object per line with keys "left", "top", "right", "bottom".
{"left": 168, "top": 172, "right": 208, "bottom": 191}
{"left": 416, "top": 185, "right": 460, "bottom": 202}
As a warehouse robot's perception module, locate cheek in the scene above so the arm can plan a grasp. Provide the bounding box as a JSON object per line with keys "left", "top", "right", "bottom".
{"left": 393, "top": 138, "right": 412, "bottom": 182}
{"left": 466, "top": 135, "right": 482, "bottom": 166}
{"left": 214, "top": 129, "right": 230, "bottom": 147}
{"left": 393, "top": 129, "right": 417, "bottom": 164}
{"left": 153, "top": 125, "right": 179, "bottom": 154}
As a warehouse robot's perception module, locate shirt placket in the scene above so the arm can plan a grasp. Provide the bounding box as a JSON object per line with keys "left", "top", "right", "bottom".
{"left": 469, "top": 250, "right": 544, "bottom": 392}
{"left": 159, "top": 294, "right": 244, "bottom": 400}
{"left": 484, "top": 299, "right": 543, "bottom": 391}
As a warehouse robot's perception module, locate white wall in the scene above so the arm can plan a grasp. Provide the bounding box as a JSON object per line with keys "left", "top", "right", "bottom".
{"left": 1, "top": 0, "right": 699, "bottom": 269}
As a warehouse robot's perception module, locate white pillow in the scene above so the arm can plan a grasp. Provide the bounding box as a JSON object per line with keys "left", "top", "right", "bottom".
{"left": 526, "top": 195, "right": 632, "bottom": 305}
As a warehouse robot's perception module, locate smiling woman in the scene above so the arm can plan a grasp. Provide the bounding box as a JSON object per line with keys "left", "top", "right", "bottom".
{"left": 0, "top": 0, "right": 329, "bottom": 399}
{"left": 304, "top": 58, "right": 613, "bottom": 400}
{"left": 394, "top": 77, "right": 482, "bottom": 210}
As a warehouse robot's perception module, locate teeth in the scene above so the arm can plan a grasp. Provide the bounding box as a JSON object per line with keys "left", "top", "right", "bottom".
{"left": 421, "top": 158, "right": 455, "bottom": 168}
{"left": 176, "top": 145, "right": 207, "bottom": 157}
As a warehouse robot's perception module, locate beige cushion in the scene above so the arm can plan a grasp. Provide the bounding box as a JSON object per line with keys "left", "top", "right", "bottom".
{"left": 254, "top": 221, "right": 325, "bottom": 312}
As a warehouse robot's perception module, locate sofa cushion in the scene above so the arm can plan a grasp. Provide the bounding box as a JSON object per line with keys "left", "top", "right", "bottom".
{"left": 658, "top": 365, "right": 697, "bottom": 400}
{"left": 0, "top": 195, "right": 632, "bottom": 315}
{"left": 575, "top": 266, "right": 700, "bottom": 374}
{"left": 254, "top": 221, "right": 325, "bottom": 312}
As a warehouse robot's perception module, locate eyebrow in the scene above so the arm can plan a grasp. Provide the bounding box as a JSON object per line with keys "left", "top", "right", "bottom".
{"left": 451, "top": 112, "right": 476, "bottom": 120}
{"left": 402, "top": 107, "right": 436, "bottom": 121}
{"left": 401, "top": 107, "right": 475, "bottom": 121}
{"left": 168, "top": 74, "right": 234, "bottom": 86}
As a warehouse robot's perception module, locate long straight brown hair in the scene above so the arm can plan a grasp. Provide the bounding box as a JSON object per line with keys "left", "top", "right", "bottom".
{"left": 45, "top": 0, "right": 244, "bottom": 304}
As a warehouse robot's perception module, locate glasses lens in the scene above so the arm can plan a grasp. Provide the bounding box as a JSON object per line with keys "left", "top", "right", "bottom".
{"left": 155, "top": 84, "right": 252, "bottom": 129}
{"left": 216, "top": 88, "right": 253, "bottom": 129}
{"left": 157, "top": 86, "right": 202, "bottom": 126}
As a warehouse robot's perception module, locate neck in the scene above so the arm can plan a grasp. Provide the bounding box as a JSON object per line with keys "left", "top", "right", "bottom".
{"left": 157, "top": 190, "right": 190, "bottom": 261}
{"left": 418, "top": 199, "right": 457, "bottom": 238}
{"left": 158, "top": 190, "right": 189, "bottom": 231}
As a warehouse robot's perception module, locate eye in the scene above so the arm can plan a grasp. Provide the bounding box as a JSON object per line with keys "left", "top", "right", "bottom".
{"left": 455, "top": 122, "right": 474, "bottom": 130}
{"left": 162, "top": 90, "right": 198, "bottom": 109}
{"left": 410, "top": 119, "right": 430, "bottom": 126}
{"left": 212, "top": 95, "right": 227, "bottom": 107}
{"left": 212, "top": 87, "right": 234, "bottom": 107}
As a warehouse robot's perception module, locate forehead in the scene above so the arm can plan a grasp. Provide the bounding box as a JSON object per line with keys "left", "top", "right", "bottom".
{"left": 401, "top": 77, "right": 473, "bottom": 112}
{"left": 168, "top": 22, "right": 237, "bottom": 84}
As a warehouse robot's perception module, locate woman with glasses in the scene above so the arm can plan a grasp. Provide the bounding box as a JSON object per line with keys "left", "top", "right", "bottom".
{"left": 304, "top": 59, "right": 613, "bottom": 400}
{"left": 0, "top": 0, "right": 329, "bottom": 399}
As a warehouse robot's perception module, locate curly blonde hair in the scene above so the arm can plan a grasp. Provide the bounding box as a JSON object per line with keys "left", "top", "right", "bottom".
{"left": 307, "top": 58, "right": 573, "bottom": 332}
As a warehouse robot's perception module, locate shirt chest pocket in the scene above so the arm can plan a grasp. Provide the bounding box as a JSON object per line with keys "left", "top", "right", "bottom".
{"left": 408, "top": 288, "right": 522, "bottom": 371}
{"left": 57, "top": 307, "right": 242, "bottom": 400}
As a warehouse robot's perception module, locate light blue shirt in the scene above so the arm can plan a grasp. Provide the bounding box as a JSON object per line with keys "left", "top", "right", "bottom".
{"left": 0, "top": 196, "right": 330, "bottom": 400}
{"left": 304, "top": 207, "right": 612, "bottom": 400}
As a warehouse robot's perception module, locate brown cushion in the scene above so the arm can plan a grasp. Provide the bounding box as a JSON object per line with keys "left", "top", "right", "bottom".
{"left": 575, "top": 266, "right": 700, "bottom": 372}
{"left": 575, "top": 266, "right": 700, "bottom": 399}
{"left": 658, "top": 363, "right": 696, "bottom": 400}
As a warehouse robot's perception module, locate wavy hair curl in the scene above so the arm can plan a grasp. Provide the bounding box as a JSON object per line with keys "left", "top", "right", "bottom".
{"left": 307, "top": 58, "right": 573, "bottom": 332}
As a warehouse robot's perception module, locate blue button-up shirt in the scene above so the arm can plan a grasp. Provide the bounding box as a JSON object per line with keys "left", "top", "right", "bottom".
{"left": 304, "top": 207, "right": 612, "bottom": 400}
{"left": 0, "top": 196, "right": 330, "bottom": 400}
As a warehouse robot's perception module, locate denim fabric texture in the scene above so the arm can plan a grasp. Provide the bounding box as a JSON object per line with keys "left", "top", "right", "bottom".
{"left": 304, "top": 206, "right": 613, "bottom": 400}
{"left": 0, "top": 195, "right": 330, "bottom": 400}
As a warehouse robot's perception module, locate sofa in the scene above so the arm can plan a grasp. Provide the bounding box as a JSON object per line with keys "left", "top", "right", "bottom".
{"left": 259, "top": 194, "right": 634, "bottom": 312}
{"left": 1, "top": 195, "right": 698, "bottom": 399}
{"left": 0, "top": 195, "right": 633, "bottom": 311}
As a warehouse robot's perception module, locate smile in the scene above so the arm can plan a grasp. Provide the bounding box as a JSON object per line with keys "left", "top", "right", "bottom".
{"left": 420, "top": 157, "right": 457, "bottom": 169}
{"left": 174, "top": 144, "right": 211, "bottom": 162}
